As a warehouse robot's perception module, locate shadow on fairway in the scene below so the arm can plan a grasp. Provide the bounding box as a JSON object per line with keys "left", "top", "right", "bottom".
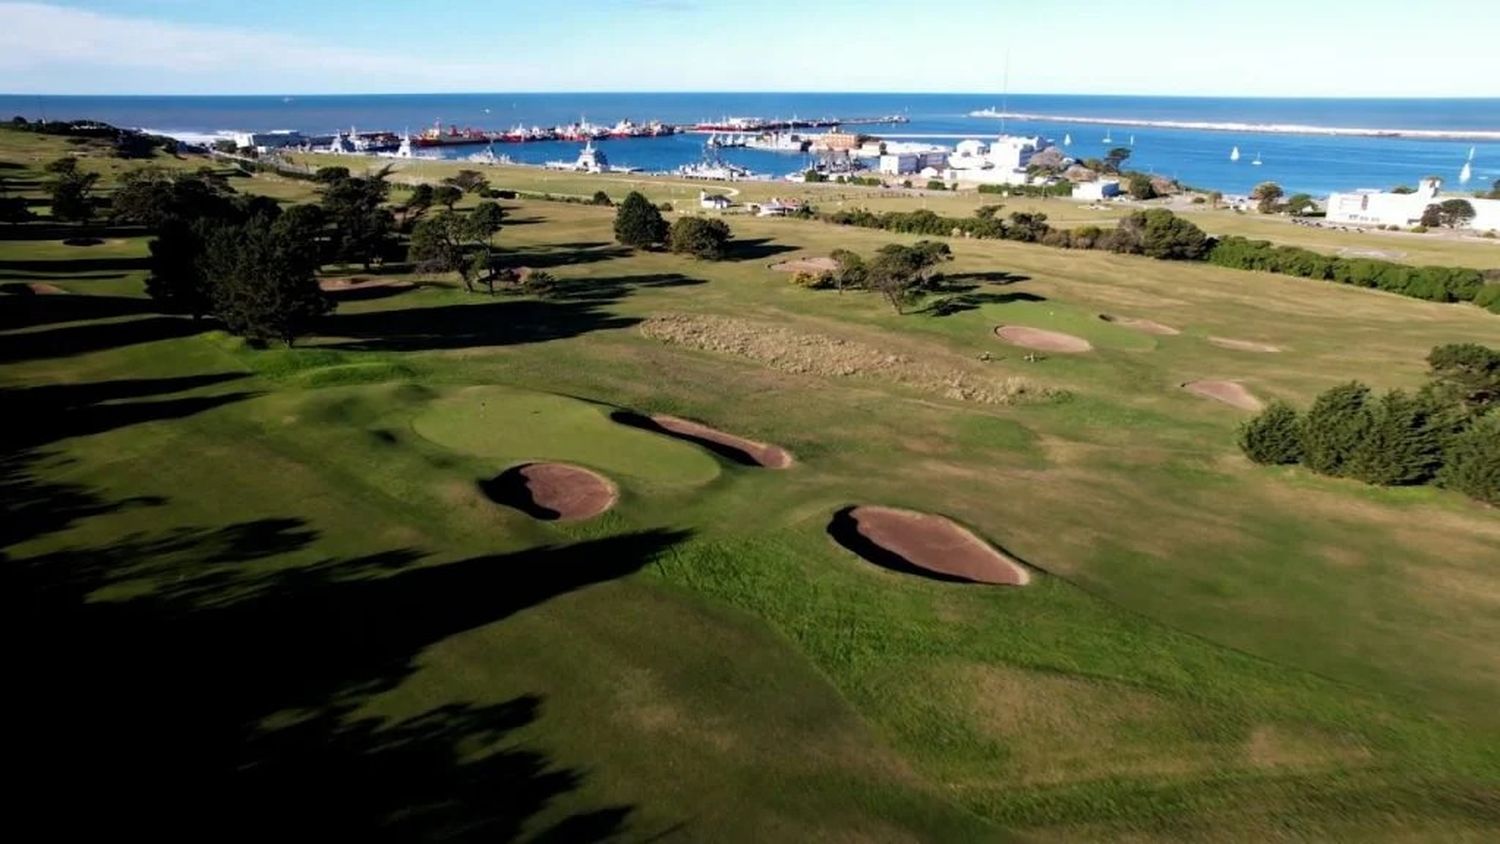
{"left": 500, "top": 242, "right": 632, "bottom": 270}
{"left": 0, "top": 312, "right": 206, "bottom": 362}
{"left": 919, "top": 290, "right": 1047, "bottom": 317}
{"left": 0, "top": 224, "right": 149, "bottom": 240}
{"left": 0, "top": 256, "right": 151, "bottom": 273}
{"left": 944, "top": 270, "right": 1032, "bottom": 285}
{"left": 729, "top": 237, "right": 798, "bottom": 261}
{"left": 478, "top": 465, "right": 562, "bottom": 520}
{"left": 7, "top": 494, "right": 686, "bottom": 837}
{"left": 544, "top": 271, "right": 703, "bottom": 303}
{"left": 0, "top": 289, "right": 157, "bottom": 329}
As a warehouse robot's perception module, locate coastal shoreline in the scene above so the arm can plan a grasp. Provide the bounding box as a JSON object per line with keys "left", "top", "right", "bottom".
{"left": 967, "top": 110, "right": 1500, "bottom": 141}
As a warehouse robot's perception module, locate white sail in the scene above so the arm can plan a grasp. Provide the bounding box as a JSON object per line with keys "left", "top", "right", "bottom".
{"left": 1252, "top": 151, "right": 1262, "bottom": 166}
{"left": 1063, "top": 133, "right": 1072, "bottom": 146}
{"left": 1230, "top": 146, "right": 1240, "bottom": 162}
{"left": 1129, "top": 134, "right": 1135, "bottom": 146}
{"left": 1469, "top": 145, "right": 1477, "bottom": 162}
{"left": 1102, "top": 130, "right": 1113, "bottom": 143}
{"left": 1460, "top": 160, "right": 1473, "bottom": 185}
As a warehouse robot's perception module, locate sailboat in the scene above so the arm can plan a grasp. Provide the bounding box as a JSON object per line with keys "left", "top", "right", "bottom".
{"left": 1251, "top": 151, "right": 1262, "bottom": 166}
{"left": 1230, "top": 146, "right": 1240, "bottom": 162}
{"left": 1129, "top": 134, "right": 1135, "bottom": 146}
{"left": 1460, "top": 160, "right": 1473, "bottom": 185}
{"left": 1063, "top": 132, "right": 1072, "bottom": 147}
{"left": 1102, "top": 128, "right": 1114, "bottom": 143}
{"left": 1469, "top": 146, "right": 1477, "bottom": 162}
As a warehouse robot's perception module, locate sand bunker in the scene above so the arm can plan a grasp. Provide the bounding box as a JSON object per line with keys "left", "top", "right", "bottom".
{"left": 1208, "top": 336, "right": 1281, "bottom": 353}
{"left": 829, "top": 506, "right": 1029, "bottom": 586}
{"left": 1098, "top": 313, "right": 1179, "bottom": 335}
{"left": 613, "top": 412, "right": 792, "bottom": 468}
{"left": 994, "top": 325, "right": 1093, "bottom": 353}
{"left": 479, "top": 462, "right": 616, "bottom": 521}
{"left": 1183, "top": 380, "right": 1263, "bottom": 411}
{"left": 318, "top": 277, "right": 417, "bottom": 295}
{"left": 770, "top": 256, "right": 840, "bottom": 274}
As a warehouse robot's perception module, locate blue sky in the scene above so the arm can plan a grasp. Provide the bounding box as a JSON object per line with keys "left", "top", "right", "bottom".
{"left": 2, "top": 0, "right": 1498, "bottom": 97}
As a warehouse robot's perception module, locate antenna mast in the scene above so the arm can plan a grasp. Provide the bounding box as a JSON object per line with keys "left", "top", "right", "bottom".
{"left": 1000, "top": 48, "right": 1011, "bottom": 135}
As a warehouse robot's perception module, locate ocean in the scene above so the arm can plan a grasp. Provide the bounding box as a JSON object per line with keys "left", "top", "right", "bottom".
{"left": 2, "top": 92, "right": 1496, "bottom": 197}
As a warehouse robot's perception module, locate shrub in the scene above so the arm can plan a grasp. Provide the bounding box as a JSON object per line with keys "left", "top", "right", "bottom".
{"left": 1299, "top": 382, "right": 1374, "bottom": 477}
{"left": 1238, "top": 401, "right": 1304, "bottom": 465}
{"left": 613, "top": 191, "right": 667, "bottom": 248}
{"left": 789, "top": 270, "right": 833, "bottom": 289}
{"left": 1346, "top": 390, "right": 1453, "bottom": 485}
{"left": 668, "top": 216, "right": 732, "bottom": 260}
{"left": 1113, "top": 209, "right": 1210, "bottom": 260}
{"left": 925, "top": 180, "right": 947, "bottom": 191}
{"left": 1438, "top": 411, "right": 1500, "bottom": 505}
{"left": 590, "top": 190, "right": 613, "bottom": 207}
{"left": 1474, "top": 285, "right": 1500, "bottom": 314}
{"left": 1411, "top": 224, "right": 1429, "bottom": 233}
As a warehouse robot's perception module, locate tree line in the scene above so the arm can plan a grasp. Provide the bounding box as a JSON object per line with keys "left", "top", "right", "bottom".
{"left": 1239, "top": 343, "right": 1500, "bottom": 506}
{"left": 821, "top": 206, "right": 1500, "bottom": 313}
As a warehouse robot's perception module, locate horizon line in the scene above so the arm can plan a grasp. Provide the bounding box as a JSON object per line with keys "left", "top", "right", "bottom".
{"left": 4, "top": 90, "right": 1500, "bottom": 101}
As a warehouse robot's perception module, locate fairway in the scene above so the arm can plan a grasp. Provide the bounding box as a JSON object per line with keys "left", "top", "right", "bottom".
{"left": 6, "top": 127, "right": 1500, "bottom": 841}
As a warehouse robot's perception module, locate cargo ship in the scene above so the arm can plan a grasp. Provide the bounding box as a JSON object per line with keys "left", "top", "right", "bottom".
{"left": 412, "top": 120, "right": 495, "bottom": 147}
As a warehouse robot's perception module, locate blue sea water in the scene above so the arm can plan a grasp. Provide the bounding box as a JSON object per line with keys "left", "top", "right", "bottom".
{"left": 2, "top": 92, "right": 1496, "bottom": 196}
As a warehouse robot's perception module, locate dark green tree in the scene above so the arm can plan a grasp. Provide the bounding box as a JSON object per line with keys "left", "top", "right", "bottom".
{"left": 1299, "top": 382, "right": 1374, "bottom": 477}
{"left": 1125, "top": 173, "right": 1156, "bottom": 200}
{"left": 320, "top": 169, "right": 394, "bottom": 269}
{"left": 828, "top": 248, "right": 866, "bottom": 292}
{"left": 1283, "top": 193, "right": 1316, "bottom": 216}
{"left": 668, "top": 216, "right": 732, "bottom": 259}
{"left": 0, "top": 176, "right": 33, "bottom": 224}
{"left": 590, "top": 190, "right": 613, "bottom": 207}
{"left": 470, "top": 201, "right": 505, "bottom": 248}
{"left": 202, "top": 214, "right": 330, "bottom": 346}
{"left": 1438, "top": 411, "right": 1500, "bottom": 505}
{"left": 1250, "top": 181, "right": 1284, "bottom": 213}
{"left": 443, "top": 169, "right": 490, "bottom": 194}
{"left": 1238, "top": 401, "right": 1304, "bottom": 465}
{"left": 48, "top": 166, "right": 99, "bottom": 224}
{"left": 1113, "top": 209, "right": 1209, "bottom": 260}
{"left": 1104, "top": 147, "right": 1132, "bottom": 173}
{"left": 432, "top": 185, "right": 463, "bottom": 210}
{"left": 400, "top": 183, "right": 435, "bottom": 229}
{"left": 1346, "top": 390, "right": 1453, "bottom": 485}
{"left": 314, "top": 166, "right": 351, "bottom": 183}
{"left": 1426, "top": 343, "right": 1500, "bottom": 413}
{"left": 1437, "top": 198, "right": 1477, "bottom": 229}
{"left": 1420, "top": 204, "right": 1442, "bottom": 228}
{"left": 145, "top": 217, "right": 215, "bottom": 318}
{"left": 613, "top": 191, "right": 667, "bottom": 249}
{"left": 409, "top": 210, "right": 490, "bottom": 293}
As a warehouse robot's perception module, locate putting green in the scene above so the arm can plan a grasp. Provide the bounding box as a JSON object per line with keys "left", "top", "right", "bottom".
{"left": 412, "top": 386, "right": 721, "bottom": 484}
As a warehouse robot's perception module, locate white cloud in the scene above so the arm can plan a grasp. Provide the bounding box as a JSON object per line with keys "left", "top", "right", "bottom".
{"left": 0, "top": 2, "right": 506, "bottom": 93}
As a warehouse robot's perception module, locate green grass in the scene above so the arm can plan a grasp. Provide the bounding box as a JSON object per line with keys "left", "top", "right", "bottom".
{"left": 5, "top": 127, "right": 1500, "bottom": 839}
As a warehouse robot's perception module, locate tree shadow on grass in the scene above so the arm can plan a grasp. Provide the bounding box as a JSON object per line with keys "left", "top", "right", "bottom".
{"left": 918, "top": 290, "right": 1047, "bottom": 316}
{"left": 323, "top": 298, "right": 642, "bottom": 352}
{"left": 499, "top": 242, "right": 632, "bottom": 270}
{"left": 0, "top": 290, "right": 157, "bottom": 330}
{"left": 0, "top": 270, "right": 129, "bottom": 281}
{"left": 544, "top": 272, "right": 703, "bottom": 303}
{"left": 943, "top": 270, "right": 1032, "bottom": 285}
{"left": 0, "top": 256, "right": 151, "bottom": 273}
{"left": 728, "top": 238, "right": 799, "bottom": 262}
{"left": 0, "top": 313, "right": 206, "bottom": 362}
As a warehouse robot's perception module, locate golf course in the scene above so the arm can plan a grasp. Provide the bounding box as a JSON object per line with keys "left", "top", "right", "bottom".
{"left": 5, "top": 125, "right": 1500, "bottom": 841}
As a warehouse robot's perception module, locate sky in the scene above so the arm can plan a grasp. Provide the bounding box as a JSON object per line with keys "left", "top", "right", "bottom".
{"left": 2, "top": 0, "right": 1498, "bottom": 98}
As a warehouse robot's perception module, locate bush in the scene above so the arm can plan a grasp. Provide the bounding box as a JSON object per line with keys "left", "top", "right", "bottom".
{"left": 1474, "top": 285, "right": 1500, "bottom": 314}
{"left": 1439, "top": 411, "right": 1500, "bottom": 505}
{"left": 667, "top": 216, "right": 732, "bottom": 260}
{"left": 1299, "top": 382, "right": 1374, "bottom": 477}
{"left": 1238, "top": 401, "right": 1304, "bottom": 465}
{"left": 613, "top": 191, "right": 667, "bottom": 248}
{"left": 925, "top": 180, "right": 947, "bottom": 191}
{"left": 789, "top": 271, "right": 833, "bottom": 289}
{"left": 1113, "top": 209, "right": 1210, "bottom": 260}
{"left": 1411, "top": 224, "right": 1429, "bottom": 233}
{"left": 590, "top": 190, "right": 613, "bottom": 207}
{"left": 1346, "top": 390, "right": 1452, "bottom": 485}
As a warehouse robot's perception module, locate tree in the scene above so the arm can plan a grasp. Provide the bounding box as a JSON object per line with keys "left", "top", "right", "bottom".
{"left": 44, "top": 156, "right": 79, "bottom": 175}
{"left": 613, "top": 191, "right": 667, "bottom": 249}
{"left": 1420, "top": 204, "right": 1443, "bottom": 228}
{"left": 1437, "top": 198, "right": 1476, "bottom": 229}
{"left": 1284, "top": 193, "right": 1315, "bottom": 216}
{"left": 1391, "top": 184, "right": 1416, "bottom": 195}
{"left": 409, "top": 211, "right": 491, "bottom": 293}
{"left": 48, "top": 168, "right": 99, "bottom": 224}
{"left": 1250, "top": 181, "right": 1284, "bottom": 213}
{"left": 865, "top": 244, "right": 932, "bottom": 314}
{"left": 590, "top": 190, "right": 613, "bottom": 207}
{"left": 828, "top": 248, "right": 866, "bottom": 292}
{"left": 470, "top": 201, "right": 505, "bottom": 248}
{"left": 668, "top": 216, "right": 732, "bottom": 260}
{"left": 1346, "top": 389, "right": 1453, "bottom": 485}
{"left": 320, "top": 168, "right": 394, "bottom": 269}
{"left": 146, "top": 217, "right": 215, "bottom": 318}
{"left": 443, "top": 169, "right": 490, "bottom": 194}
{"left": 1238, "top": 401, "right": 1304, "bottom": 465}
{"left": 1426, "top": 343, "right": 1500, "bottom": 414}
{"left": 1438, "top": 411, "right": 1500, "bottom": 505}
{"left": 201, "top": 214, "right": 330, "bottom": 346}
{"left": 1207, "top": 190, "right": 1223, "bottom": 209}
{"left": 0, "top": 176, "right": 33, "bottom": 224}
{"left": 314, "top": 166, "right": 351, "bottom": 184}
{"left": 432, "top": 185, "right": 462, "bottom": 210}
{"left": 1299, "top": 382, "right": 1374, "bottom": 477}
{"left": 400, "top": 183, "right": 435, "bottom": 229}
{"left": 1125, "top": 173, "right": 1156, "bottom": 200}
{"left": 1005, "top": 212, "right": 1050, "bottom": 242}
{"left": 1113, "top": 209, "right": 1209, "bottom": 260}
{"left": 1104, "top": 147, "right": 1132, "bottom": 173}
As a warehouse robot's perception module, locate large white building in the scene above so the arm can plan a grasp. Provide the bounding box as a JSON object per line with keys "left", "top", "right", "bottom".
{"left": 1326, "top": 178, "right": 1500, "bottom": 232}
{"left": 1072, "top": 179, "right": 1121, "bottom": 201}
{"left": 942, "top": 134, "right": 1048, "bottom": 186}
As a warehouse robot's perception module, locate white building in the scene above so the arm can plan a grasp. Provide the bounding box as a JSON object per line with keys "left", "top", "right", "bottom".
{"left": 1326, "top": 178, "right": 1500, "bottom": 231}
{"left": 231, "top": 130, "right": 308, "bottom": 152}
{"left": 699, "top": 190, "right": 732, "bottom": 210}
{"left": 1072, "top": 179, "right": 1121, "bottom": 201}
{"left": 879, "top": 153, "right": 919, "bottom": 175}
{"left": 942, "top": 134, "right": 1048, "bottom": 186}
